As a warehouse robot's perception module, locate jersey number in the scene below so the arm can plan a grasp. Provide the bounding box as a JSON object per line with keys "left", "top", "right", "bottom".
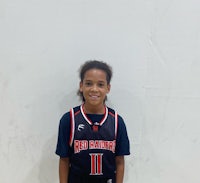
{"left": 90, "top": 153, "right": 103, "bottom": 175}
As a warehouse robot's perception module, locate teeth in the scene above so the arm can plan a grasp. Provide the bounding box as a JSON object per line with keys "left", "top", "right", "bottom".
{"left": 90, "top": 95, "right": 98, "bottom": 98}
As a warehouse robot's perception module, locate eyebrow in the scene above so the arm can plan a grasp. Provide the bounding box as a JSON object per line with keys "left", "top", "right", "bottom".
{"left": 84, "top": 79, "right": 105, "bottom": 82}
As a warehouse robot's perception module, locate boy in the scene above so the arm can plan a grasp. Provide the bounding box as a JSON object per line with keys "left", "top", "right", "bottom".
{"left": 56, "top": 60, "right": 130, "bottom": 183}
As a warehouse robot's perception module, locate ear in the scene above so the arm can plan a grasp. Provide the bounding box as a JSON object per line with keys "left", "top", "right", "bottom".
{"left": 79, "top": 81, "right": 83, "bottom": 92}
{"left": 107, "top": 84, "right": 111, "bottom": 93}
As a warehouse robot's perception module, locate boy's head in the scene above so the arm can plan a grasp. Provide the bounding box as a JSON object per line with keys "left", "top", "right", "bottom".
{"left": 78, "top": 60, "right": 113, "bottom": 102}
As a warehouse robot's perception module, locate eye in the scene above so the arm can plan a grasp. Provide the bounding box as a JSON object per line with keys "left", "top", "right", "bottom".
{"left": 98, "top": 83, "right": 105, "bottom": 87}
{"left": 85, "top": 81, "right": 92, "bottom": 86}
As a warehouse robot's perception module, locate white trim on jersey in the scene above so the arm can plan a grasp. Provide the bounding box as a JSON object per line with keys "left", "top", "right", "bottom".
{"left": 80, "top": 105, "right": 93, "bottom": 125}
{"left": 69, "top": 108, "right": 75, "bottom": 147}
{"left": 115, "top": 112, "right": 118, "bottom": 139}
{"left": 99, "top": 107, "right": 108, "bottom": 126}
{"left": 80, "top": 104, "right": 108, "bottom": 126}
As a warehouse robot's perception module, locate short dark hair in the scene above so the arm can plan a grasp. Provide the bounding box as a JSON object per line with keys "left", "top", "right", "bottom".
{"left": 77, "top": 60, "right": 113, "bottom": 102}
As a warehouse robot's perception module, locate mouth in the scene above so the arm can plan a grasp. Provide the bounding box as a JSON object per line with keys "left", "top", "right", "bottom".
{"left": 89, "top": 95, "right": 99, "bottom": 100}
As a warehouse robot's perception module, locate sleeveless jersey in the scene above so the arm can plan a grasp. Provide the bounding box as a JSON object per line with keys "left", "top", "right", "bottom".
{"left": 69, "top": 105, "right": 118, "bottom": 178}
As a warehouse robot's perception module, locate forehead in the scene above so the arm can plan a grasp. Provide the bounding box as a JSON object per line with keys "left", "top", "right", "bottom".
{"left": 83, "top": 69, "right": 107, "bottom": 81}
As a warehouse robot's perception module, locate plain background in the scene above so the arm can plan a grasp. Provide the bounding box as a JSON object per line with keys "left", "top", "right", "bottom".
{"left": 0, "top": 0, "right": 200, "bottom": 183}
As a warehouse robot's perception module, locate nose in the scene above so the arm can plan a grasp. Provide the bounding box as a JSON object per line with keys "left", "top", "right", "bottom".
{"left": 91, "top": 84, "right": 98, "bottom": 91}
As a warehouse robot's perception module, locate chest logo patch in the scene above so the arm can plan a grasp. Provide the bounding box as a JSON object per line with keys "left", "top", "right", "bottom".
{"left": 78, "top": 124, "right": 85, "bottom": 131}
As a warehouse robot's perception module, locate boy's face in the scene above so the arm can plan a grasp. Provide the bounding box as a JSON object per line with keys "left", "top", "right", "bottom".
{"left": 79, "top": 69, "right": 110, "bottom": 109}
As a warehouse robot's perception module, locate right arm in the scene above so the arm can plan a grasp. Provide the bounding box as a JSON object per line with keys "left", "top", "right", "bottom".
{"left": 55, "top": 112, "right": 71, "bottom": 183}
{"left": 59, "top": 157, "right": 70, "bottom": 183}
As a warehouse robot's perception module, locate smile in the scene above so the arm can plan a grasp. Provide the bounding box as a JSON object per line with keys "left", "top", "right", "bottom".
{"left": 89, "top": 95, "right": 99, "bottom": 99}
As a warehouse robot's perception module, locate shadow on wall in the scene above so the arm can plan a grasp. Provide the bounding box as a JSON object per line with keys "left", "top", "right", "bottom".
{"left": 38, "top": 135, "right": 59, "bottom": 183}
{"left": 36, "top": 91, "right": 80, "bottom": 183}
{"left": 59, "top": 89, "right": 81, "bottom": 112}
{"left": 23, "top": 135, "right": 59, "bottom": 183}
{"left": 22, "top": 91, "right": 80, "bottom": 183}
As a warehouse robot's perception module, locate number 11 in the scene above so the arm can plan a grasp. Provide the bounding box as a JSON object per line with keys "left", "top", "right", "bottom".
{"left": 90, "top": 153, "right": 103, "bottom": 175}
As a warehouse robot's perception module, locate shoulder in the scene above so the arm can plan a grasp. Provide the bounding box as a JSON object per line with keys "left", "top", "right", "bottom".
{"left": 108, "top": 107, "right": 127, "bottom": 131}
{"left": 72, "top": 105, "right": 81, "bottom": 113}
{"left": 117, "top": 114, "right": 125, "bottom": 126}
{"left": 107, "top": 107, "right": 125, "bottom": 122}
{"left": 107, "top": 106, "right": 115, "bottom": 114}
{"left": 107, "top": 107, "right": 117, "bottom": 119}
{"left": 61, "top": 106, "right": 81, "bottom": 119}
{"left": 59, "top": 105, "right": 81, "bottom": 125}
{"left": 59, "top": 111, "right": 70, "bottom": 129}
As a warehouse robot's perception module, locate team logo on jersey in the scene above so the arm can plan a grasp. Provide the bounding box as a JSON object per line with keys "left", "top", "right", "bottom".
{"left": 107, "top": 179, "right": 112, "bottom": 183}
{"left": 78, "top": 124, "right": 85, "bottom": 131}
{"left": 93, "top": 122, "right": 99, "bottom": 125}
{"left": 74, "top": 140, "right": 116, "bottom": 153}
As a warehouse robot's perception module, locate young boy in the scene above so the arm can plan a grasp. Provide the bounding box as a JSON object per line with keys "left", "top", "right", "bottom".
{"left": 56, "top": 60, "right": 130, "bottom": 183}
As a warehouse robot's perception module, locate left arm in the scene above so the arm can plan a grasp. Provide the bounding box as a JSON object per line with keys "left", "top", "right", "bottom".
{"left": 115, "top": 156, "right": 125, "bottom": 183}
{"left": 115, "top": 115, "right": 130, "bottom": 183}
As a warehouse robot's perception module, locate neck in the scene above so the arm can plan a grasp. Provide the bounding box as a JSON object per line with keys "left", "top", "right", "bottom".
{"left": 83, "top": 103, "right": 105, "bottom": 114}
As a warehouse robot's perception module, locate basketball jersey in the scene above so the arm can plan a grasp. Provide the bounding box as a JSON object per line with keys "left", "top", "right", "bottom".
{"left": 69, "top": 104, "right": 118, "bottom": 178}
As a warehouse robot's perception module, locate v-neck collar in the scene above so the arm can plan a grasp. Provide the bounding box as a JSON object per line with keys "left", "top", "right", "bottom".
{"left": 80, "top": 104, "right": 108, "bottom": 126}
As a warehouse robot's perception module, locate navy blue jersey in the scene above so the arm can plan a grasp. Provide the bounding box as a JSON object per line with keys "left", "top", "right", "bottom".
{"left": 69, "top": 105, "right": 117, "bottom": 177}
{"left": 56, "top": 105, "right": 130, "bottom": 178}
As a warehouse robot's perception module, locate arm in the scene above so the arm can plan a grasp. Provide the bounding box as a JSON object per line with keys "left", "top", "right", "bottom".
{"left": 115, "top": 156, "right": 125, "bottom": 183}
{"left": 59, "top": 157, "right": 70, "bottom": 183}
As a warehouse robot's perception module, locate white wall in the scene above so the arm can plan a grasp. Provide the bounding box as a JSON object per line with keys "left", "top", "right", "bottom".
{"left": 1, "top": 0, "right": 200, "bottom": 183}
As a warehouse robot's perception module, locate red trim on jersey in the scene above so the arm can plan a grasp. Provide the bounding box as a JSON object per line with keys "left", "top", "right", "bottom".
{"left": 108, "top": 110, "right": 118, "bottom": 138}
{"left": 69, "top": 108, "right": 75, "bottom": 147}
{"left": 92, "top": 125, "right": 99, "bottom": 132}
{"left": 109, "top": 111, "right": 115, "bottom": 117}
{"left": 74, "top": 110, "right": 80, "bottom": 116}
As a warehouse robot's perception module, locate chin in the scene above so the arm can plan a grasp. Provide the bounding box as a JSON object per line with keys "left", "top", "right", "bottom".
{"left": 88, "top": 100, "right": 103, "bottom": 106}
